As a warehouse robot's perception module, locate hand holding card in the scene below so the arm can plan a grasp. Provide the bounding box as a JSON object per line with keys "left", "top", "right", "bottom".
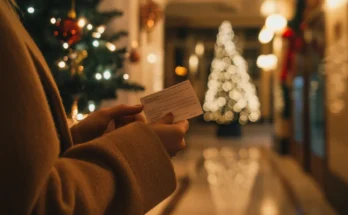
{"left": 140, "top": 80, "right": 203, "bottom": 123}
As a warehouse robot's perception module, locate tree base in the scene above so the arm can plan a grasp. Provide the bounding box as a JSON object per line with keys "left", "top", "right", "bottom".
{"left": 216, "top": 121, "right": 242, "bottom": 137}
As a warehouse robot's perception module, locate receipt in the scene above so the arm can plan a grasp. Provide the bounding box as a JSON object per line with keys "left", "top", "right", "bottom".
{"left": 140, "top": 80, "right": 203, "bottom": 123}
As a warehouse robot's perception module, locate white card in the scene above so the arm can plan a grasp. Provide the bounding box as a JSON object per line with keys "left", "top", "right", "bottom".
{"left": 140, "top": 80, "right": 203, "bottom": 123}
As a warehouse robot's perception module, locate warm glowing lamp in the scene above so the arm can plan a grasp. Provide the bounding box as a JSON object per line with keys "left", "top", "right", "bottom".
{"left": 258, "top": 27, "right": 274, "bottom": 44}
{"left": 189, "top": 55, "right": 199, "bottom": 74}
{"left": 195, "top": 42, "right": 205, "bottom": 56}
{"left": 175, "top": 66, "right": 188, "bottom": 76}
{"left": 147, "top": 53, "right": 157, "bottom": 64}
{"left": 265, "top": 14, "right": 287, "bottom": 32}
{"left": 260, "top": 0, "right": 277, "bottom": 17}
{"left": 326, "top": 0, "right": 345, "bottom": 9}
{"left": 257, "top": 54, "right": 277, "bottom": 70}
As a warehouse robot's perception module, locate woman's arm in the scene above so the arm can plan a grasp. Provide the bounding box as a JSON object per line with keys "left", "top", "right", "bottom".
{"left": 0, "top": 6, "right": 176, "bottom": 214}
{"left": 35, "top": 123, "right": 176, "bottom": 214}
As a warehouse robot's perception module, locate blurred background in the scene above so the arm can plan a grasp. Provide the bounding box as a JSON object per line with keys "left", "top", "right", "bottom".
{"left": 17, "top": 0, "right": 347, "bottom": 214}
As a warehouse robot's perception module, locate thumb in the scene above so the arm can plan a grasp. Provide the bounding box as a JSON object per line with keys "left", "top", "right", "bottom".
{"left": 108, "top": 104, "right": 143, "bottom": 118}
{"left": 157, "top": 113, "right": 174, "bottom": 124}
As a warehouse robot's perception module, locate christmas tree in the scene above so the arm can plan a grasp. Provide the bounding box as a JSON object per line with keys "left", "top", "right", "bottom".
{"left": 17, "top": 0, "right": 144, "bottom": 119}
{"left": 203, "top": 21, "right": 260, "bottom": 125}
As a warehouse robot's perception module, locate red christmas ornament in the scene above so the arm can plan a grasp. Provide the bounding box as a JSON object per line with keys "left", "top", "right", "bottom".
{"left": 54, "top": 17, "right": 82, "bottom": 45}
{"left": 129, "top": 49, "right": 141, "bottom": 63}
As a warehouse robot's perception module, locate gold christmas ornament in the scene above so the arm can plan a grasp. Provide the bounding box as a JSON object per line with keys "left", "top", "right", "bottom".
{"left": 69, "top": 49, "right": 88, "bottom": 76}
{"left": 68, "top": 0, "right": 76, "bottom": 19}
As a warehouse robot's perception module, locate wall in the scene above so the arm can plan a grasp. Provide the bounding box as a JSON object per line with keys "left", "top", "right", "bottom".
{"left": 260, "top": 43, "right": 273, "bottom": 121}
{"left": 324, "top": 0, "right": 348, "bottom": 213}
{"left": 325, "top": 0, "right": 348, "bottom": 183}
{"left": 272, "top": 34, "right": 291, "bottom": 154}
{"left": 99, "top": 0, "right": 166, "bottom": 106}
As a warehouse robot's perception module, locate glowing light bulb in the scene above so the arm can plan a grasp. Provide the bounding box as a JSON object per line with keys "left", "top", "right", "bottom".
{"left": 225, "top": 111, "right": 234, "bottom": 120}
{"left": 257, "top": 55, "right": 267, "bottom": 68}
{"left": 131, "top": 41, "right": 139, "bottom": 48}
{"left": 88, "top": 103, "right": 96, "bottom": 112}
{"left": 27, "top": 7, "right": 35, "bottom": 14}
{"left": 78, "top": 18, "right": 87, "bottom": 28}
{"left": 249, "top": 112, "right": 260, "bottom": 122}
{"left": 103, "top": 70, "right": 111, "bottom": 80}
{"left": 258, "top": 27, "right": 274, "bottom": 44}
{"left": 222, "top": 82, "right": 233, "bottom": 92}
{"left": 195, "top": 42, "right": 205, "bottom": 56}
{"left": 123, "top": 74, "right": 129, "bottom": 80}
{"left": 217, "top": 97, "right": 226, "bottom": 107}
{"left": 106, "top": 42, "right": 116, "bottom": 52}
{"left": 87, "top": 24, "right": 93, "bottom": 30}
{"left": 77, "top": 113, "right": 84, "bottom": 121}
{"left": 266, "top": 14, "right": 287, "bottom": 32}
{"left": 50, "top": 18, "right": 56, "bottom": 24}
{"left": 92, "top": 32, "right": 101, "bottom": 39}
{"left": 92, "top": 40, "right": 99, "bottom": 47}
{"left": 147, "top": 53, "right": 157, "bottom": 64}
{"left": 327, "top": 0, "right": 345, "bottom": 9}
{"left": 62, "top": 43, "right": 69, "bottom": 49}
{"left": 95, "top": 73, "right": 102, "bottom": 80}
{"left": 260, "top": 0, "right": 277, "bottom": 17}
{"left": 267, "top": 54, "right": 278, "bottom": 69}
{"left": 97, "top": 26, "right": 106, "bottom": 34}
{"left": 175, "top": 66, "right": 188, "bottom": 76}
{"left": 189, "top": 55, "right": 199, "bottom": 74}
{"left": 257, "top": 54, "right": 277, "bottom": 70}
{"left": 58, "top": 61, "right": 66, "bottom": 68}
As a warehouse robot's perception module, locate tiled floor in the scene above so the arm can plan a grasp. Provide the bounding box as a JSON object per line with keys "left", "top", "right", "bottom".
{"left": 148, "top": 123, "right": 297, "bottom": 215}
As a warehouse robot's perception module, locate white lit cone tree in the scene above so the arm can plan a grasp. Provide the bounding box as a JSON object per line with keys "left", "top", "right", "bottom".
{"left": 203, "top": 21, "right": 261, "bottom": 126}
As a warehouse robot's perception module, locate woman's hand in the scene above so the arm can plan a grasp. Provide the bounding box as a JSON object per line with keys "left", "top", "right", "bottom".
{"left": 71, "top": 104, "right": 145, "bottom": 144}
{"left": 149, "top": 113, "right": 189, "bottom": 157}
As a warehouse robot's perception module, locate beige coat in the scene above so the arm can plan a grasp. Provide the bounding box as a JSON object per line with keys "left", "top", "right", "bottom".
{"left": 0, "top": 2, "right": 176, "bottom": 214}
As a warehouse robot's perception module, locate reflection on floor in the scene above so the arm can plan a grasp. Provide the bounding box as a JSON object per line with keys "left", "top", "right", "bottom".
{"left": 203, "top": 147, "right": 260, "bottom": 215}
{"left": 147, "top": 124, "right": 297, "bottom": 215}
{"left": 245, "top": 154, "right": 297, "bottom": 215}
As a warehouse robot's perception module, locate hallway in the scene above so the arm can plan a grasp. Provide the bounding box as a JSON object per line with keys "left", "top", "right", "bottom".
{"left": 147, "top": 123, "right": 336, "bottom": 215}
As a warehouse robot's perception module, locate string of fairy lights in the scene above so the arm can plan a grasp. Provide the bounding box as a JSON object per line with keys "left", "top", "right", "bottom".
{"left": 25, "top": 5, "right": 128, "bottom": 85}
{"left": 24, "top": 4, "right": 132, "bottom": 122}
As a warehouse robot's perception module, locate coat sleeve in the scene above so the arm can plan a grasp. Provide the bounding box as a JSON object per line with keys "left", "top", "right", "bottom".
{"left": 36, "top": 123, "right": 177, "bottom": 215}
{"left": 0, "top": 6, "right": 176, "bottom": 215}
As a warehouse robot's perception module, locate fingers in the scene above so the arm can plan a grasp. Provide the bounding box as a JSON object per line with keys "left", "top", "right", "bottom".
{"left": 174, "top": 120, "right": 189, "bottom": 133}
{"left": 157, "top": 113, "right": 174, "bottom": 125}
{"left": 104, "top": 120, "right": 116, "bottom": 134}
{"left": 169, "top": 139, "right": 186, "bottom": 157}
{"left": 117, "top": 114, "right": 146, "bottom": 126}
{"left": 107, "top": 104, "right": 143, "bottom": 118}
{"left": 179, "top": 139, "right": 186, "bottom": 150}
{"left": 149, "top": 121, "right": 188, "bottom": 157}
{"left": 134, "top": 113, "right": 147, "bottom": 123}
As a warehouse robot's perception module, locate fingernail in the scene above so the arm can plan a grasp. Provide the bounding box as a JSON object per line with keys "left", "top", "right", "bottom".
{"left": 135, "top": 104, "right": 143, "bottom": 107}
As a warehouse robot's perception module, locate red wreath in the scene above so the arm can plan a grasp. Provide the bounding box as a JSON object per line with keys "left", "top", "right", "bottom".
{"left": 280, "top": 27, "right": 303, "bottom": 83}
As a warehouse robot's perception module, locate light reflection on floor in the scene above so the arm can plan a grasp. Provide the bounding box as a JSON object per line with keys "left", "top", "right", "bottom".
{"left": 261, "top": 197, "right": 279, "bottom": 215}
{"left": 148, "top": 124, "right": 297, "bottom": 215}
{"left": 203, "top": 147, "right": 261, "bottom": 215}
